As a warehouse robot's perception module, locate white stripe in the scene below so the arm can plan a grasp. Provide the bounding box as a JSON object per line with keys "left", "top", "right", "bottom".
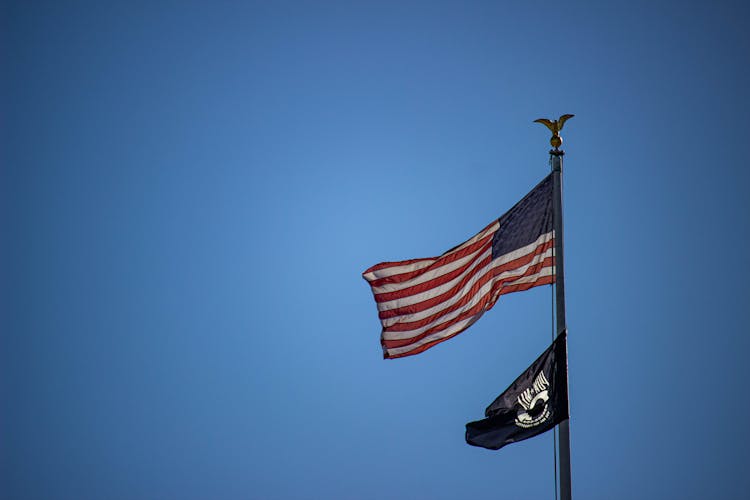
{"left": 376, "top": 231, "right": 554, "bottom": 313}
{"left": 385, "top": 312, "right": 485, "bottom": 357}
{"left": 438, "top": 221, "right": 498, "bottom": 258}
{"left": 382, "top": 243, "right": 554, "bottom": 328}
{"left": 382, "top": 257, "right": 553, "bottom": 343}
{"left": 481, "top": 266, "right": 554, "bottom": 316}
{"left": 375, "top": 245, "right": 492, "bottom": 311}
{"left": 382, "top": 267, "right": 498, "bottom": 341}
{"left": 376, "top": 249, "right": 491, "bottom": 313}
{"left": 492, "top": 230, "right": 553, "bottom": 268}
{"left": 384, "top": 265, "right": 554, "bottom": 357}
{"left": 370, "top": 239, "right": 492, "bottom": 294}
{"left": 381, "top": 247, "right": 553, "bottom": 341}
{"left": 362, "top": 221, "right": 499, "bottom": 282}
{"left": 363, "top": 259, "right": 436, "bottom": 283}
{"left": 381, "top": 248, "right": 501, "bottom": 330}
{"left": 500, "top": 265, "right": 554, "bottom": 288}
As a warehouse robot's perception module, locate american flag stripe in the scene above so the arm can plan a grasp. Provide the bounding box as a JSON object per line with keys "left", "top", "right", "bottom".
{"left": 363, "top": 174, "right": 554, "bottom": 359}
{"left": 374, "top": 245, "right": 492, "bottom": 306}
{"left": 386, "top": 313, "right": 485, "bottom": 358}
{"left": 379, "top": 247, "right": 494, "bottom": 327}
{"left": 362, "top": 221, "right": 499, "bottom": 283}
{"left": 380, "top": 237, "right": 554, "bottom": 337}
{"left": 382, "top": 258, "right": 554, "bottom": 357}
{"left": 380, "top": 242, "right": 554, "bottom": 346}
{"left": 375, "top": 232, "right": 553, "bottom": 313}
{"left": 386, "top": 271, "right": 555, "bottom": 358}
{"left": 376, "top": 235, "right": 553, "bottom": 339}
{"left": 368, "top": 232, "right": 496, "bottom": 292}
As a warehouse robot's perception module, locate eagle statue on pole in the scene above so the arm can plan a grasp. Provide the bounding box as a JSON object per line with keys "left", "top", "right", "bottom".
{"left": 534, "top": 114, "right": 574, "bottom": 150}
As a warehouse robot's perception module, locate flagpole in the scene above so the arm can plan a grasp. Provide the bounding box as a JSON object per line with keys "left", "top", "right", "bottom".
{"left": 535, "top": 115, "right": 573, "bottom": 500}
{"left": 552, "top": 150, "right": 572, "bottom": 500}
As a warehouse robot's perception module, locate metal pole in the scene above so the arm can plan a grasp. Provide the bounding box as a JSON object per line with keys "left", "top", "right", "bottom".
{"left": 535, "top": 114, "right": 574, "bottom": 500}
{"left": 551, "top": 150, "right": 572, "bottom": 500}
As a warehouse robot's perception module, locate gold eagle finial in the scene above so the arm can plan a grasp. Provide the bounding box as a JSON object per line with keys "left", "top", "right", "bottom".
{"left": 534, "top": 114, "right": 574, "bottom": 149}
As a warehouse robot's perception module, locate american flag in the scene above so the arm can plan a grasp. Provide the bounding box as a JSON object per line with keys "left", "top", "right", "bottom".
{"left": 362, "top": 174, "right": 555, "bottom": 359}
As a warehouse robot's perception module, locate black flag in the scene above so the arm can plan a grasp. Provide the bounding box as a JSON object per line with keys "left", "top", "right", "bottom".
{"left": 466, "top": 332, "right": 568, "bottom": 450}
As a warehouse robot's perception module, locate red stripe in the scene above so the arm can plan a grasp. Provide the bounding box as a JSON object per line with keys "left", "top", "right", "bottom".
{"left": 362, "top": 220, "right": 497, "bottom": 281}
{"left": 377, "top": 255, "right": 491, "bottom": 318}
{"left": 381, "top": 258, "right": 552, "bottom": 350}
{"left": 382, "top": 315, "right": 482, "bottom": 359}
{"left": 380, "top": 272, "right": 555, "bottom": 359}
{"left": 381, "top": 243, "right": 553, "bottom": 329}
{"left": 373, "top": 244, "right": 492, "bottom": 303}
{"left": 381, "top": 256, "right": 554, "bottom": 349}
{"left": 382, "top": 297, "right": 491, "bottom": 349}
{"left": 496, "top": 274, "right": 555, "bottom": 296}
{"left": 367, "top": 232, "right": 495, "bottom": 288}
{"left": 378, "top": 238, "right": 554, "bottom": 320}
{"left": 382, "top": 256, "right": 494, "bottom": 333}
{"left": 363, "top": 257, "right": 436, "bottom": 277}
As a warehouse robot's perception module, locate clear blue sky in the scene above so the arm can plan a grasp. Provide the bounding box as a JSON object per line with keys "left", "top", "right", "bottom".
{"left": 3, "top": 1, "right": 749, "bottom": 499}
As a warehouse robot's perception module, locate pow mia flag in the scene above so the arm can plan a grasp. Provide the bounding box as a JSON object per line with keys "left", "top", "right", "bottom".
{"left": 466, "top": 331, "right": 568, "bottom": 450}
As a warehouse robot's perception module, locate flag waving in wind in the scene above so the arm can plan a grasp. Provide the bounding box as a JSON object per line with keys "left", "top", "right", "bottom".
{"left": 465, "top": 331, "right": 568, "bottom": 450}
{"left": 362, "top": 174, "right": 555, "bottom": 359}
